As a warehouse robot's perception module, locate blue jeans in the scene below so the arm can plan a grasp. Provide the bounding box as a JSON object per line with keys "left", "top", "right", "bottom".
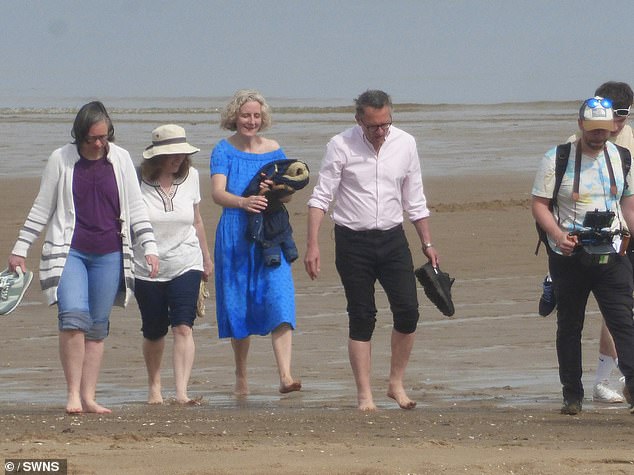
{"left": 57, "top": 248, "right": 122, "bottom": 340}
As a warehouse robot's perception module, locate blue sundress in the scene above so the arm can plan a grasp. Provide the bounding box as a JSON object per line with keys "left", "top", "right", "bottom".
{"left": 210, "top": 139, "right": 296, "bottom": 339}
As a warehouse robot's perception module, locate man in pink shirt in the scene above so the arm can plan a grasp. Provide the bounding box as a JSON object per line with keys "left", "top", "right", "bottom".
{"left": 304, "top": 89, "right": 439, "bottom": 411}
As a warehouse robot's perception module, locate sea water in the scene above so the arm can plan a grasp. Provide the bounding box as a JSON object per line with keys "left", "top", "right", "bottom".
{"left": 0, "top": 96, "right": 579, "bottom": 178}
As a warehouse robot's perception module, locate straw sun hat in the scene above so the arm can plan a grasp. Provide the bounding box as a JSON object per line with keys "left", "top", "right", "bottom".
{"left": 142, "top": 124, "right": 200, "bottom": 159}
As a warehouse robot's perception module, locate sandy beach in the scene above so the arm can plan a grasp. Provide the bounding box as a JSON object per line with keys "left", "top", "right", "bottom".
{"left": 2, "top": 172, "right": 634, "bottom": 475}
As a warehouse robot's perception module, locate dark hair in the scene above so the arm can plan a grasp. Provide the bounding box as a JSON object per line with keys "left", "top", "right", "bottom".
{"left": 141, "top": 155, "right": 191, "bottom": 182}
{"left": 354, "top": 90, "right": 392, "bottom": 117}
{"left": 71, "top": 101, "right": 115, "bottom": 144}
{"left": 595, "top": 82, "right": 634, "bottom": 109}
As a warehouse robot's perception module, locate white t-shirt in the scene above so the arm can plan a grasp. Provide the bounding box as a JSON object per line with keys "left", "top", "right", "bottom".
{"left": 134, "top": 166, "right": 203, "bottom": 281}
{"left": 532, "top": 141, "right": 633, "bottom": 254}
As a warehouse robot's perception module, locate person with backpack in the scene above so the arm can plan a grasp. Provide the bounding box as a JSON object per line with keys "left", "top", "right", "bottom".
{"left": 532, "top": 97, "right": 634, "bottom": 415}
{"left": 538, "top": 82, "right": 634, "bottom": 404}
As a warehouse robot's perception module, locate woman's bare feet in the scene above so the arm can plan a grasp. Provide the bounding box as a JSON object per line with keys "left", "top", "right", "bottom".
{"left": 148, "top": 384, "right": 163, "bottom": 405}
{"left": 175, "top": 396, "right": 203, "bottom": 406}
{"left": 279, "top": 380, "right": 302, "bottom": 394}
{"left": 66, "top": 393, "right": 83, "bottom": 414}
{"left": 387, "top": 385, "right": 417, "bottom": 410}
{"left": 234, "top": 375, "right": 249, "bottom": 397}
{"left": 82, "top": 400, "right": 112, "bottom": 414}
{"left": 358, "top": 397, "right": 377, "bottom": 412}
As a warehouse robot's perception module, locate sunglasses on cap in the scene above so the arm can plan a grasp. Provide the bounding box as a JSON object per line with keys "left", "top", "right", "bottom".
{"left": 586, "top": 97, "right": 613, "bottom": 109}
{"left": 613, "top": 106, "right": 631, "bottom": 118}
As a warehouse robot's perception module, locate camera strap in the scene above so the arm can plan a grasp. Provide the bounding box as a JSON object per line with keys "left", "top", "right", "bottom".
{"left": 572, "top": 145, "right": 616, "bottom": 202}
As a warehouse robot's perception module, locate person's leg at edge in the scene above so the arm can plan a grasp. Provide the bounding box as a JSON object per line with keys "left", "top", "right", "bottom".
{"left": 593, "top": 256, "right": 634, "bottom": 408}
{"left": 59, "top": 329, "right": 85, "bottom": 414}
{"left": 231, "top": 337, "right": 250, "bottom": 396}
{"left": 143, "top": 336, "right": 165, "bottom": 404}
{"left": 387, "top": 329, "right": 417, "bottom": 409}
{"left": 173, "top": 325, "right": 195, "bottom": 403}
{"left": 594, "top": 321, "right": 621, "bottom": 394}
{"left": 272, "top": 323, "right": 301, "bottom": 393}
{"left": 349, "top": 338, "right": 375, "bottom": 411}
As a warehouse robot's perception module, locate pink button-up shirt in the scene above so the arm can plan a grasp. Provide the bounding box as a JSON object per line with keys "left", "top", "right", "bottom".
{"left": 308, "top": 125, "right": 430, "bottom": 231}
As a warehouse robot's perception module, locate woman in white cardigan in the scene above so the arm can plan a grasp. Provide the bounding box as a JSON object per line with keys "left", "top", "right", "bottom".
{"left": 8, "top": 101, "right": 159, "bottom": 414}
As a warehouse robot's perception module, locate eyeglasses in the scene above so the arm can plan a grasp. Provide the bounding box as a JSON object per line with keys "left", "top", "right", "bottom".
{"left": 360, "top": 119, "right": 392, "bottom": 133}
{"left": 85, "top": 135, "right": 109, "bottom": 144}
{"left": 586, "top": 97, "right": 613, "bottom": 109}
{"left": 614, "top": 107, "right": 631, "bottom": 118}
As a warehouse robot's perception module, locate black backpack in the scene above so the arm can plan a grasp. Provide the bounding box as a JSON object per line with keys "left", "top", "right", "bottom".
{"left": 534, "top": 142, "right": 631, "bottom": 255}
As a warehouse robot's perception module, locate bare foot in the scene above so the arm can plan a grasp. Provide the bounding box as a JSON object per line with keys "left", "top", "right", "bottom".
{"left": 148, "top": 383, "right": 163, "bottom": 405}
{"left": 279, "top": 380, "right": 302, "bottom": 394}
{"left": 358, "top": 400, "right": 377, "bottom": 412}
{"left": 82, "top": 400, "right": 112, "bottom": 414}
{"left": 357, "top": 394, "right": 377, "bottom": 412}
{"left": 66, "top": 394, "right": 83, "bottom": 414}
{"left": 234, "top": 376, "right": 249, "bottom": 397}
{"left": 387, "top": 387, "right": 417, "bottom": 410}
{"left": 176, "top": 396, "right": 203, "bottom": 406}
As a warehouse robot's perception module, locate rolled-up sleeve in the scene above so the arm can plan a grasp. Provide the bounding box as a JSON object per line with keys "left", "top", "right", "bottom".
{"left": 402, "top": 146, "right": 430, "bottom": 222}
{"left": 307, "top": 139, "right": 343, "bottom": 212}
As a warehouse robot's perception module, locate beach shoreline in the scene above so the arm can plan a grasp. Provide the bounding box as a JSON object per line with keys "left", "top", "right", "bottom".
{"left": 2, "top": 173, "right": 633, "bottom": 474}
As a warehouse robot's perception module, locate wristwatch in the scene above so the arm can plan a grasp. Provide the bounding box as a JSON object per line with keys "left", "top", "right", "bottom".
{"left": 423, "top": 242, "right": 433, "bottom": 249}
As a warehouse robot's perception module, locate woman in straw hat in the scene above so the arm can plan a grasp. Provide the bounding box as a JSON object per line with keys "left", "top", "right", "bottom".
{"left": 210, "top": 90, "right": 301, "bottom": 396}
{"left": 8, "top": 101, "right": 159, "bottom": 414}
{"left": 134, "top": 124, "right": 213, "bottom": 405}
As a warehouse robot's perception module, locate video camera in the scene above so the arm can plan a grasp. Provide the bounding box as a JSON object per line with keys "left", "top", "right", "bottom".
{"left": 571, "top": 209, "right": 616, "bottom": 251}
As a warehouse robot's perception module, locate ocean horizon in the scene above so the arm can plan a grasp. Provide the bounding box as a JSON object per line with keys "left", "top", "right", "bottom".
{"left": 0, "top": 96, "right": 583, "bottom": 178}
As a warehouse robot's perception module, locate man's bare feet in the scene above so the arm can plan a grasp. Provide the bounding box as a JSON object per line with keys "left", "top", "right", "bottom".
{"left": 387, "top": 387, "right": 417, "bottom": 410}
{"left": 82, "top": 400, "right": 112, "bottom": 414}
{"left": 279, "top": 380, "right": 302, "bottom": 394}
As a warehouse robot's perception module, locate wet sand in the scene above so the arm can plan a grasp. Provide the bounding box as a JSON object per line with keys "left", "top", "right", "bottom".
{"left": 2, "top": 173, "right": 634, "bottom": 474}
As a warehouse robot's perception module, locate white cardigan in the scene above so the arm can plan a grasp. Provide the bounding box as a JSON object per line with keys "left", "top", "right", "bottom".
{"left": 11, "top": 142, "right": 158, "bottom": 306}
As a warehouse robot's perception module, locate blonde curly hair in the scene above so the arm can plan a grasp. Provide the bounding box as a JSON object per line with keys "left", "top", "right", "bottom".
{"left": 220, "top": 89, "right": 272, "bottom": 132}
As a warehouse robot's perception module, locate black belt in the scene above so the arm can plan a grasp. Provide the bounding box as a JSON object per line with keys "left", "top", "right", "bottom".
{"left": 335, "top": 224, "right": 403, "bottom": 237}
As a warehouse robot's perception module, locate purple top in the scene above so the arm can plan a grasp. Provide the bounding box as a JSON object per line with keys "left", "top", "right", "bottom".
{"left": 71, "top": 156, "right": 122, "bottom": 254}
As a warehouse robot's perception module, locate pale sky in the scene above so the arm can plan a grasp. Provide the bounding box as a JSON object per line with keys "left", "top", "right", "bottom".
{"left": 2, "top": 0, "right": 634, "bottom": 105}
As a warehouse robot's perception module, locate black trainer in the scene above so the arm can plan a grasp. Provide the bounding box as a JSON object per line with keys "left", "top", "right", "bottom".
{"left": 538, "top": 275, "right": 556, "bottom": 317}
{"left": 560, "top": 399, "right": 582, "bottom": 415}
{"left": 624, "top": 385, "right": 634, "bottom": 414}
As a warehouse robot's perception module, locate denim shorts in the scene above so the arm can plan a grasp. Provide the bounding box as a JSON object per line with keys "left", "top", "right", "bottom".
{"left": 134, "top": 270, "right": 202, "bottom": 340}
{"left": 57, "top": 248, "right": 123, "bottom": 340}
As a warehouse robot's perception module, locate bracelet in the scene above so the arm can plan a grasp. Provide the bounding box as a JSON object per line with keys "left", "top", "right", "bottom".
{"left": 423, "top": 242, "right": 433, "bottom": 249}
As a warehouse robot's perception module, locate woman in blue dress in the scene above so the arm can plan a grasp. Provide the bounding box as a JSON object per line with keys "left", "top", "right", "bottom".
{"left": 210, "top": 90, "right": 301, "bottom": 396}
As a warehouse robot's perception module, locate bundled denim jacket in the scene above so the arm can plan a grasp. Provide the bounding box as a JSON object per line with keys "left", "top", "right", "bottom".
{"left": 242, "top": 159, "right": 309, "bottom": 266}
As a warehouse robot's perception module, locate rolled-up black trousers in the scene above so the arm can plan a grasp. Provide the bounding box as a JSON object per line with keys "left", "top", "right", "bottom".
{"left": 334, "top": 224, "right": 419, "bottom": 341}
